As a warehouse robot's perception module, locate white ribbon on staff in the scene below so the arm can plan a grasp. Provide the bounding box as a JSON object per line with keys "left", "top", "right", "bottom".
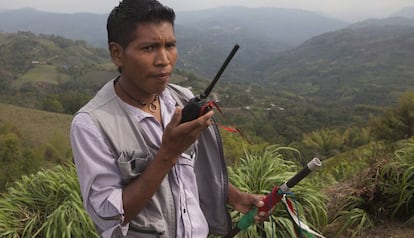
{"left": 282, "top": 196, "right": 326, "bottom": 238}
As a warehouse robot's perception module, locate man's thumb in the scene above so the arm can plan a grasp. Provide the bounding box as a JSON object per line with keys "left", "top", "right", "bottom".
{"left": 169, "top": 106, "right": 182, "bottom": 126}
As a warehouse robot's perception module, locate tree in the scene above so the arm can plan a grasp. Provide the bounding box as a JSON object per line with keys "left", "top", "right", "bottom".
{"left": 0, "top": 126, "right": 42, "bottom": 190}
{"left": 42, "top": 96, "right": 64, "bottom": 113}
{"left": 301, "top": 128, "right": 343, "bottom": 159}
{"left": 58, "top": 91, "right": 91, "bottom": 114}
{"left": 370, "top": 91, "right": 414, "bottom": 141}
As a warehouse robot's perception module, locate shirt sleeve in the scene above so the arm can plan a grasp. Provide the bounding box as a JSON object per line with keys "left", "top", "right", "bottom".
{"left": 70, "top": 113, "right": 129, "bottom": 237}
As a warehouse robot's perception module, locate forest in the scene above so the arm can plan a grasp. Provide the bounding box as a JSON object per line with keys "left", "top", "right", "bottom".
{"left": 0, "top": 22, "right": 414, "bottom": 238}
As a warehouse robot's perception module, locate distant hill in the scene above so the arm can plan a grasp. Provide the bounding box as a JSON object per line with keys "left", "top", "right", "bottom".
{"left": 0, "top": 7, "right": 107, "bottom": 47}
{"left": 174, "top": 6, "right": 347, "bottom": 78}
{"left": 176, "top": 6, "right": 346, "bottom": 46}
{"left": 254, "top": 17, "right": 414, "bottom": 108}
{"left": 2, "top": 11, "right": 414, "bottom": 144}
{"left": 0, "top": 31, "right": 117, "bottom": 114}
{"left": 0, "top": 7, "right": 347, "bottom": 80}
{"left": 0, "top": 31, "right": 113, "bottom": 90}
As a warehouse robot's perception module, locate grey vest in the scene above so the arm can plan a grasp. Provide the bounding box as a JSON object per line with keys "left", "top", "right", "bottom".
{"left": 77, "top": 78, "right": 231, "bottom": 237}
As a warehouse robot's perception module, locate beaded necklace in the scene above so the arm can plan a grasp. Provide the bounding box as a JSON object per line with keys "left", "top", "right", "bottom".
{"left": 117, "top": 81, "right": 159, "bottom": 113}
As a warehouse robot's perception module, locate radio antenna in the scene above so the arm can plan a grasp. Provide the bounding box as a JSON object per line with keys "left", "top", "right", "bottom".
{"left": 200, "top": 44, "right": 240, "bottom": 99}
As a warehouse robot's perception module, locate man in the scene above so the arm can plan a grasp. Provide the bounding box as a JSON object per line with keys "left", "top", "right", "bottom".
{"left": 70, "top": 0, "right": 267, "bottom": 237}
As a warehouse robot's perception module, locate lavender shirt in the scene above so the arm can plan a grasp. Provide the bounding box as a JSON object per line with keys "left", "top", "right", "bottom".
{"left": 70, "top": 89, "right": 208, "bottom": 237}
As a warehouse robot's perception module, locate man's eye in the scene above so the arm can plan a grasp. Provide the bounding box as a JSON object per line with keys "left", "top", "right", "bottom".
{"left": 166, "top": 42, "right": 176, "bottom": 49}
{"left": 143, "top": 45, "right": 153, "bottom": 51}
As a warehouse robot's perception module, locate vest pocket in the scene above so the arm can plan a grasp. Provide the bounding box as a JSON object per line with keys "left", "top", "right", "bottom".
{"left": 116, "top": 150, "right": 151, "bottom": 184}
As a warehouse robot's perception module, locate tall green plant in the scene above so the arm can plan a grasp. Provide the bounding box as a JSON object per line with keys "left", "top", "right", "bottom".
{"left": 324, "top": 138, "right": 414, "bottom": 237}
{"left": 0, "top": 164, "right": 98, "bottom": 238}
{"left": 381, "top": 139, "right": 414, "bottom": 224}
{"left": 332, "top": 207, "right": 375, "bottom": 238}
{"left": 227, "top": 145, "right": 327, "bottom": 237}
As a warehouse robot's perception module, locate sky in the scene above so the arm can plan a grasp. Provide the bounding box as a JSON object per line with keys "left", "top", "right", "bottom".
{"left": 0, "top": 0, "right": 413, "bottom": 22}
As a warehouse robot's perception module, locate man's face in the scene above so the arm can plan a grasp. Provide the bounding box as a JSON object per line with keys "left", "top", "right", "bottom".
{"left": 111, "top": 21, "right": 178, "bottom": 96}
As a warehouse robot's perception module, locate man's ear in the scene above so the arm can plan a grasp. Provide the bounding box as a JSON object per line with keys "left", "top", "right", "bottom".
{"left": 109, "top": 42, "right": 123, "bottom": 68}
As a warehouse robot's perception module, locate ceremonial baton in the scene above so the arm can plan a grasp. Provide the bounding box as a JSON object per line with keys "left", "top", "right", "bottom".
{"left": 225, "top": 157, "right": 322, "bottom": 238}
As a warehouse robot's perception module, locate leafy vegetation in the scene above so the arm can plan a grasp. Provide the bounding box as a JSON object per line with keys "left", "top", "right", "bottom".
{"left": 0, "top": 123, "right": 42, "bottom": 189}
{"left": 0, "top": 103, "right": 72, "bottom": 147}
{"left": 322, "top": 139, "right": 414, "bottom": 237}
{"left": 0, "top": 164, "right": 98, "bottom": 238}
{"left": 381, "top": 140, "right": 414, "bottom": 223}
{"left": 0, "top": 103, "right": 72, "bottom": 189}
{"left": 0, "top": 31, "right": 114, "bottom": 113}
{"left": 1, "top": 93, "right": 414, "bottom": 237}
{"left": 227, "top": 145, "right": 327, "bottom": 237}
{"left": 370, "top": 91, "right": 414, "bottom": 142}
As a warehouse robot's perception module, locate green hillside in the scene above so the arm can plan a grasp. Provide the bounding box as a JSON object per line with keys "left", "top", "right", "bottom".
{"left": 0, "top": 103, "right": 72, "bottom": 147}
{"left": 1, "top": 100, "right": 414, "bottom": 237}
{"left": 0, "top": 103, "right": 73, "bottom": 190}
{"left": 213, "top": 17, "right": 414, "bottom": 144}
{"left": 2, "top": 19, "right": 414, "bottom": 147}
{"left": 0, "top": 31, "right": 112, "bottom": 90}
{"left": 0, "top": 32, "right": 110, "bottom": 68}
{"left": 256, "top": 18, "right": 414, "bottom": 108}
{"left": 0, "top": 31, "right": 117, "bottom": 114}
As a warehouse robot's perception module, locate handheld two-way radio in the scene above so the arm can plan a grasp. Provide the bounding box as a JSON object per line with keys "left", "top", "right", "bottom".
{"left": 180, "top": 44, "right": 240, "bottom": 123}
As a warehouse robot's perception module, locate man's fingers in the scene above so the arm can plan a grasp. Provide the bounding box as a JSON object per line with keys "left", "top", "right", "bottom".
{"left": 180, "top": 110, "right": 214, "bottom": 131}
{"left": 256, "top": 199, "right": 265, "bottom": 208}
{"left": 255, "top": 211, "right": 270, "bottom": 223}
{"left": 167, "top": 107, "right": 182, "bottom": 128}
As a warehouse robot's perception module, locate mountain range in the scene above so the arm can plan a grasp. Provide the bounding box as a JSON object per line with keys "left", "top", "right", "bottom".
{"left": 253, "top": 17, "right": 414, "bottom": 107}
{"left": 0, "top": 6, "right": 347, "bottom": 78}
{"left": 1, "top": 7, "right": 414, "bottom": 125}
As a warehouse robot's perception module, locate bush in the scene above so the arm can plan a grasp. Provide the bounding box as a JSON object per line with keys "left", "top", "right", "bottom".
{"left": 323, "top": 138, "right": 414, "bottom": 237}
{"left": 0, "top": 128, "right": 42, "bottom": 190}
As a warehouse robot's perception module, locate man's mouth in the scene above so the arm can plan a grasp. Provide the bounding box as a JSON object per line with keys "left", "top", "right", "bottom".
{"left": 153, "top": 72, "right": 170, "bottom": 80}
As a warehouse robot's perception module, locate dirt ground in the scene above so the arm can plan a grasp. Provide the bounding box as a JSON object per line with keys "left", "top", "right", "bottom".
{"left": 328, "top": 222, "right": 414, "bottom": 238}
{"left": 323, "top": 220, "right": 414, "bottom": 238}
{"left": 355, "top": 223, "right": 414, "bottom": 238}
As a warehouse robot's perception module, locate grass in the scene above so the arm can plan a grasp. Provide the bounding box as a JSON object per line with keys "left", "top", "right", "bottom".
{"left": 322, "top": 138, "right": 414, "bottom": 237}
{"left": 0, "top": 103, "right": 72, "bottom": 148}
{"left": 13, "top": 64, "right": 71, "bottom": 88}
{"left": 0, "top": 164, "right": 99, "bottom": 238}
{"left": 227, "top": 145, "right": 328, "bottom": 237}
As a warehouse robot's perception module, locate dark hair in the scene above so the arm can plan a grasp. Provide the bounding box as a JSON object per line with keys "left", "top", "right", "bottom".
{"left": 107, "top": 0, "right": 175, "bottom": 49}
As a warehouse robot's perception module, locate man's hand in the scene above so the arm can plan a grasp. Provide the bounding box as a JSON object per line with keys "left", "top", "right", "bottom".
{"left": 123, "top": 106, "right": 214, "bottom": 223}
{"left": 158, "top": 106, "right": 214, "bottom": 166}
{"left": 228, "top": 184, "right": 270, "bottom": 223}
